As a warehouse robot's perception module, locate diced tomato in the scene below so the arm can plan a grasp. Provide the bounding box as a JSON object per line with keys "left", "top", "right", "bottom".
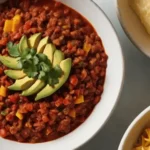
{"left": 67, "top": 42, "right": 73, "bottom": 49}
{"left": 63, "top": 99, "right": 71, "bottom": 106}
{"left": 0, "top": 38, "right": 8, "bottom": 46}
{"left": 0, "top": 129, "right": 7, "bottom": 138}
{"left": 8, "top": 93, "right": 19, "bottom": 103}
{"left": 70, "top": 75, "right": 78, "bottom": 87}
{"left": 0, "top": 68, "right": 3, "bottom": 75}
{"left": 23, "top": 21, "right": 32, "bottom": 30}
{"left": 55, "top": 98, "right": 63, "bottom": 107}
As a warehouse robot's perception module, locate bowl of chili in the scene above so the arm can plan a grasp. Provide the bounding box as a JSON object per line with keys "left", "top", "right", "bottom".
{"left": 0, "top": 0, "right": 124, "bottom": 150}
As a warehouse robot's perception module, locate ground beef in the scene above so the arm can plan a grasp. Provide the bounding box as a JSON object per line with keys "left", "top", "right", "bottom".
{"left": 0, "top": 0, "right": 108, "bottom": 143}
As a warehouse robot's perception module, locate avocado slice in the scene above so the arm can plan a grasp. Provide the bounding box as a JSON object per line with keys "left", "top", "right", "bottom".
{"left": 22, "top": 80, "right": 45, "bottom": 96}
{"left": 8, "top": 76, "right": 35, "bottom": 91}
{"left": 28, "top": 33, "right": 41, "bottom": 49}
{"left": 19, "top": 35, "right": 29, "bottom": 53}
{"left": 4, "top": 70, "right": 26, "bottom": 79}
{"left": 43, "top": 44, "right": 56, "bottom": 63}
{"left": 37, "top": 36, "right": 49, "bottom": 53}
{"left": 21, "top": 44, "right": 56, "bottom": 96}
{"left": 35, "top": 58, "right": 72, "bottom": 101}
{"left": 53, "top": 50, "right": 64, "bottom": 67}
{"left": 0, "top": 55, "right": 21, "bottom": 70}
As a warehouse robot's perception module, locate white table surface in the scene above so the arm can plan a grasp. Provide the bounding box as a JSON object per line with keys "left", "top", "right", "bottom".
{"left": 79, "top": 0, "right": 150, "bottom": 150}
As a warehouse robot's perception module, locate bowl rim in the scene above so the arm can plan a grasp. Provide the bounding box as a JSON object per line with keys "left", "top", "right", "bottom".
{"left": 118, "top": 106, "right": 150, "bottom": 150}
{"left": 76, "top": 1, "right": 125, "bottom": 148}
{"left": 0, "top": 0, "right": 125, "bottom": 149}
{"left": 114, "top": 0, "right": 150, "bottom": 59}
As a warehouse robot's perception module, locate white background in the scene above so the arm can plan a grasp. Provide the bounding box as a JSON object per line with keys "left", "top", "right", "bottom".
{"left": 79, "top": 0, "right": 150, "bottom": 150}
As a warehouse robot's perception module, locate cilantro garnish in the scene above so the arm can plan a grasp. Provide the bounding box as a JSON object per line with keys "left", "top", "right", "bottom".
{"left": 7, "top": 42, "right": 20, "bottom": 57}
{"left": 7, "top": 42, "right": 63, "bottom": 86}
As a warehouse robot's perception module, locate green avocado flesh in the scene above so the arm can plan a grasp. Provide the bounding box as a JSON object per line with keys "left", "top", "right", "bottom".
{"left": 8, "top": 76, "right": 35, "bottom": 91}
{"left": 1, "top": 33, "right": 72, "bottom": 100}
{"left": 28, "top": 33, "right": 41, "bottom": 49}
{"left": 19, "top": 35, "right": 29, "bottom": 53}
{"left": 22, "top": 80, "right": 45, "bottom": 96}
{"left": 21, "top": 43, "right": 56, "bottom": 97}
{"left": 4, "top": 70, "right": 26, "bottom": 79}
{"left": 0, "top": 56, "right": 21, "bottom": 70}
{"left": 43, "top": 44, "right": 56, "bottom": 63}
{"left": 53, "top": 50, "right": 64, "bottom": 67}
{"left": 37, "top": 36, "right": 49, "bottom": 53}
{"left": 35, "top": 58, "right": 72, "bottom": 101}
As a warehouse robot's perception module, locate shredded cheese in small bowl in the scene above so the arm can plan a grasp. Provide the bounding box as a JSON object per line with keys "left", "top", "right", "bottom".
{"left": 134, "top": 128, "right": 150, "bottom": 150}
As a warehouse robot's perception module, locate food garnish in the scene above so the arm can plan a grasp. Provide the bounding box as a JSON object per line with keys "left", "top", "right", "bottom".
{"left": 0, "top": 34, "right": 72, "bottom": 100}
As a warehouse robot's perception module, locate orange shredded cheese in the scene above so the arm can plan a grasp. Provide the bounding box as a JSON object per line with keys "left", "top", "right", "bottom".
{"left": 134, "top": 128, "right": 150, "bottom": 150}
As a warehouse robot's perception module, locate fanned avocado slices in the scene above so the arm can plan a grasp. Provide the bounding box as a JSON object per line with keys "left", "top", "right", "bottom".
{"left": 35, "top": 58, "right": 72, "bottom": 101}
{"left": 0, "top": 56, "right": 21, "bottom": 70}
{"left": 8, "top": 76, "right": 35, "bottom": 91}
{"left": 19, "top": 35, "right": 29, "bottom": 53}
{"left": 4, "top": 70, "right": 26, "bottom": 79}
{"left": 53, "top": 50, "right": 64, "bottom": 67}
{"left": 0, "top": 33, "right": 72, "bottom": 100}
{"left": 35, "top": 47, "right": 70, "bottom": 101}
{"left": 21, "top": 44, "right": 55, "bottom": 96}
{"left": 22, "top": 80, "right": 45, "bottom": 96}
{"left": 37, "top": 36, "right": 49, "bottom": 53}
{"left": 43, "top": 44, "right": 56, "bottom": 63}
{"left": 28, "top": 33, "right": 41, "bottom": 49}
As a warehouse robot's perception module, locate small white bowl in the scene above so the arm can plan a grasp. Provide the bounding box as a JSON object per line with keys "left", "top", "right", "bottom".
{"left": 118, "top": 106, "right": 150, "bottom": 150}
{"left": 115, "top": 0, "right": 150, "bottom": 57}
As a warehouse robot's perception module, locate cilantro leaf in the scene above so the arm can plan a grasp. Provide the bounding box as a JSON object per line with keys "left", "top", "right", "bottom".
{"left": 7, "top": 42, "right": 20, "bottom": 57}
{"left": 24, "top": 63, "right": 38, "bottom": 78}
{"left": 25, "top": 71, "right": 38, "bottom": 78}
{"left": 40, "top": 62, "right": 50, "bottom": 73}
{"left": 20, "top": 49, "right": 29, "bottom": 58}
{"left": 7, "top": 41, "right": 66, "bottom": 87}
{"left": 53, "top": 65, "right": 63, "bottom": 78}
{"left": 25, "top": 53, "right": 32, "bottom": 60}
{"left": 30, "top": 48, "right": 36, "bottom": 56}
{"left": 37, "top": 53, "right": 47, "bottom": 62}
{"left": 23, "top": 60, "right": 33, "bottom": 69}
{"left": 33, "top": 56, "right": 39, "bottom": 65}
{"left": 38, "top": 71, "right": 46, "bottom": 80}
{"left": 48, "top": 78, "right": 59, "bottom": 86}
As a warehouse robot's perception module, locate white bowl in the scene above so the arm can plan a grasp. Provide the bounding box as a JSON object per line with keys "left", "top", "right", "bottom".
{"left": 0, "top": 0, "right": 124, "bottom": 150}
{"left": 116, "top": 0, "right": 150, "bottom": 57}
{"left": 118, "top": 106, "right": 150, "bottom": 150}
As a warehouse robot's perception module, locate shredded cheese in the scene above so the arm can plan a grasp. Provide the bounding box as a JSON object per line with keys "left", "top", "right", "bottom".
{"left": 134, "top": 128, "right": 150, "bottom": 150}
